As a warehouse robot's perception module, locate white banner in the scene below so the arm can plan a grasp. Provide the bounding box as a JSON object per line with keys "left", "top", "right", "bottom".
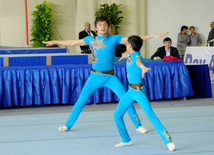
{"left": 184, "top": 47, "right": 214, "bottom": 83}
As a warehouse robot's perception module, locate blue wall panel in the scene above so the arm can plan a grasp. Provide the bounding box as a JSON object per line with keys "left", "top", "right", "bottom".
{"left": 52, "top": 55, "right": 88, "bottom": 65}
{"left": 9, "top": 57, "right": 47, "bottom": 66}
{"left": 0, "top": 58, "right": 3, "bottom": 67}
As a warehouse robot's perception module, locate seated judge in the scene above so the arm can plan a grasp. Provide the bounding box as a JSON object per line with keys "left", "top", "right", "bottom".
{"left": 79, "top": 22, "right": 96, "bottom": 53}
{"left": 151, "top": 37, "right": 180, "bottom": 60}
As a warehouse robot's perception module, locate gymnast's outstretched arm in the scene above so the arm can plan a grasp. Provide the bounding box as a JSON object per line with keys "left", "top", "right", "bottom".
{"left": 120, "top": 32, "right": 168, "bottom": 44}
{"left": 136, "top": 59, "right": 151, "bottom": 78}
{"left": 42, "top": 39, "right": 86, "bottom": 47}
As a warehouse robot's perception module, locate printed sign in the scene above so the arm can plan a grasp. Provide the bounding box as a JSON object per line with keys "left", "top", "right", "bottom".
{"left": 184, "top": 47, "right": 214, "bottom": 83}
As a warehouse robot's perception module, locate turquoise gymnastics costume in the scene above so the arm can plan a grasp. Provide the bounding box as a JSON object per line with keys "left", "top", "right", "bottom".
{"left": 114, "top": 51, "right": 172, "bottom": 145}
{"left": 64, "top": 35, "right": 142, "bottom": 129}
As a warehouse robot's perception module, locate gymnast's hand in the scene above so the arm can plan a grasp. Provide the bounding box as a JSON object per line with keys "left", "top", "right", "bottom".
{"left": 141, "top": 67, "right": 151, "bottom": 78}
{"left": 153, "top": 32, "right": 168, "bottom": 38}
{"left": 119, "top": 52, "right": 129, "bottom": 61}
{"left": 42, "top": 41, "right": 56, "bottom": 46}
{"left": 142, "top": 67, "right": 151, "bottom": 73}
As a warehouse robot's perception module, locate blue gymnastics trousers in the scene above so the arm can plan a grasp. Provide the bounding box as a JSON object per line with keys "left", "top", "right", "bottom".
{"left": 114, "top": 86, "right": 172, "bottom": 145}
{"left": 65, "top": 72, "right": 142, "bottom": 129}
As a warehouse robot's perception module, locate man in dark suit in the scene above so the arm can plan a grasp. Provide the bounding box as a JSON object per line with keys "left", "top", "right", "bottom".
{"left": 79, "top": 22, "right": 96, "bottom": 53}
{"left": 151, "top": 37, "right": 180, "bottom": 60}
{"left": 207, "top": 21, "right": 214, "bottom": 46}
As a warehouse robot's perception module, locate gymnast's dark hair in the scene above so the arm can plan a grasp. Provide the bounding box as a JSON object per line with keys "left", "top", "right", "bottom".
{"left": 127, "top": 35, "right": 143, "bottom": 52}
{"left": 181, "top": 25, "right": 188, "bottom": 32}
{"left": 94, "top": 16, "right": 110, "bottom": 28}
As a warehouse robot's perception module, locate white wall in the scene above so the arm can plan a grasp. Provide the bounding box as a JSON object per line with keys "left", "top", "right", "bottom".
{"left": 146, "top": 0, "right": 214, "bottom": 58}
{"left": 1, "top": 0, "right": 213, "bottom": 58}
{"left": 0, "top": 1, "right": 26, "bottom": 47}
{"left": 0, "top": 0, "right": 146, "bottom": 54}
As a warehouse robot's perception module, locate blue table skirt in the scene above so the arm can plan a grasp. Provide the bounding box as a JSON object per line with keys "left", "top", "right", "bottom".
{"left": 0, "top": 61, "right": 194, "bottom": 108}
{"left": 186, "top": 64, "right": 212, "bottom": 98}
{"left": 143, "top": 61, "right": 193, "bottom": 100}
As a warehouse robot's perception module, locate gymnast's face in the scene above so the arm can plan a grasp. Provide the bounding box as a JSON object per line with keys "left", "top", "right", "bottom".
{"left": 126, "top": 42, "right": 133, "bottom": 53}
{"left": 95, "top": 21, "right": 109, "bottom": 36}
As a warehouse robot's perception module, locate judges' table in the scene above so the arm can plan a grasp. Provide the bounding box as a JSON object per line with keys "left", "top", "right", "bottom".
{"left": 0, "top": 60, "right": 193, "bottom": 108}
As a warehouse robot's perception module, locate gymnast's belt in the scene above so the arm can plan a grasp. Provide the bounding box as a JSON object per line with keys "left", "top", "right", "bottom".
{"left": 91, "top": 68, "right": 115, "bottom": 75}
{"left": 128, "top": 83, "right": 144, "bottom": 91}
